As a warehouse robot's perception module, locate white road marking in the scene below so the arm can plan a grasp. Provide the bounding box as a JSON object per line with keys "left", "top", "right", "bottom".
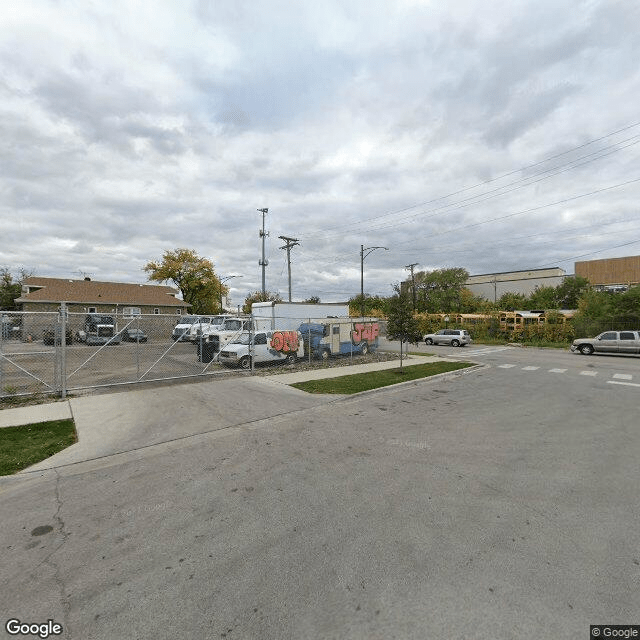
{"left": 580, "top": 371, "right": 598, "bottom": 376}
{"left": 497, "top": 364, "right": 516, "bottom": 368}
{"left": 549, "top": 368, "right": 568, "bottom": 373}
{"left": 522, "top": 366, "right": 540, "bottom": 371}
{"left": 455, "top": 347, "right": 512, "bottom": 356}
{"left": 607, "top": 380, "right": 640, "bottom": 388}
{"left": 612, "top": 373, "right": 633, "bottom": 380}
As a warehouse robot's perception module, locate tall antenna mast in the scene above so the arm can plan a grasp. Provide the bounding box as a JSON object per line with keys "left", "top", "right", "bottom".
{"left": 257, "top": 208, "right": 269, "bottom": 296}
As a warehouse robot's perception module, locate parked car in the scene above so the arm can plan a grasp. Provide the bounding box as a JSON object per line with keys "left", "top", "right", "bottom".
{"left": 423, "top": 329, "right": 472, "bottom": 347}
{"left": 571, "top": 330, "right": 640, "bottom": 355}
{"left": 43, "top": 326, "right": 73, "bottom": 345}
{"left": 121, "top": 328, "right": 148, "bottom": 343}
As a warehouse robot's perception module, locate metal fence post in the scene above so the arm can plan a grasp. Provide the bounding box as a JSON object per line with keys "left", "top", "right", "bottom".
{"left": 250, "top": 315, "right": 255, "bottom": 374}
{"left": 135, "top": 314, "right": 141, "bottom": 380}
{"left": 0, "top": 313, "right": 4, "bottom": 395}
{"left": 60, "top": 302, "right": 67, "bottom": 399}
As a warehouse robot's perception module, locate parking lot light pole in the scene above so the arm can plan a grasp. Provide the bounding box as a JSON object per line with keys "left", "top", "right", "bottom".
{"left": 360, "top": 245, "right": 388, "bottom": 317}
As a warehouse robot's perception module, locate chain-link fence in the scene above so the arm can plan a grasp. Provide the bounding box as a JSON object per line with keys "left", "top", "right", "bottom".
{"left": 0, "top": 310, "right": 239, "bottom": 399}
{"left": 0, "top": 311, "right": 384, "bottom": 399}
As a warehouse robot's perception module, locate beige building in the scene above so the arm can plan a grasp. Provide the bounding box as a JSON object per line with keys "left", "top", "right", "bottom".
{"left": 465, "top": 268, "right": 566, "bottom": 301}
{"left": 575, "top": 255, "right": 640, "bottom": 290}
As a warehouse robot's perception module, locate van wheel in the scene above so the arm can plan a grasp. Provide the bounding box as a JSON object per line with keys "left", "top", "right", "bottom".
{"left": 579, "top": 344, "right": 594, "bottom": 355}
{"left": 320, "top": 349, "right": 330, "bottom": 361}
{"left": 451, "top": 339, "right": 460, "bottom": 347}
{"left": 360, "top": 342, "right": 369, "bottom": 355}
{"left": 285, "top": 353, "right": 297, "bottom": 364}
{"left": 239, "top": 356, "right": 251, "bottom": 369}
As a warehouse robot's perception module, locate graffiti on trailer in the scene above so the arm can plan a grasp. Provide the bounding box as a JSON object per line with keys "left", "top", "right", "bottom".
{"left": 352, "top": 323, "right": 379, "bottom": 343}
{"left": 270, "top": 331, "right": 300, "bottom": 352}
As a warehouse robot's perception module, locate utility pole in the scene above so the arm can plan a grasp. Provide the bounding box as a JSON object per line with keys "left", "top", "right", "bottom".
{"left": 257, "top": 208, "right": 269, "bottom": 296}
{"left": 405, "top": 262, "right": 419, "bottom": 312}
{"left": 279, "top": 236, "right": 300, "bottom": 302}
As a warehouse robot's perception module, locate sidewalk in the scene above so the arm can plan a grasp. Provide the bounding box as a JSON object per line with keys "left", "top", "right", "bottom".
{"left": 0, "top": 353, "right": 454, "bottom": 429}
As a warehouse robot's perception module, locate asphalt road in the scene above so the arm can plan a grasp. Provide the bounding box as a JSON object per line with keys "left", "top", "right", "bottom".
{"left": 1, "top": 344, "right": 638, "bottom": 639}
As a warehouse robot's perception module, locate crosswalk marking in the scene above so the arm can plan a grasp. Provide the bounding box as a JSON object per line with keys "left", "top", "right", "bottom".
{"left": 522, "top": 366, "right": 540, "bottom": 371}
{"left": 497, "top": 364, "right": 516, "bottom": 368}
{"left": 608, "top": 380, "right": 640, "bottom": 388}
{"left": 580, "top": 371, "right": 598, "bottom": 376}
{"left": 613, "top": 373, "right": 633, "bottom": 380}
{"left": 455, "top": 347, "right": 512, "bottom": 356}
{"left": 549, "top": 368, "right": 568, "bottom": 373}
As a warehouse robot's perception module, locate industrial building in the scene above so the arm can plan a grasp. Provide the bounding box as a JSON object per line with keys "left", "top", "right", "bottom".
{"left": 465, "top": 268, "right": 566, "bottom": 301}
{"left": 575, "top": 255, "right": 640, "bottom": 291}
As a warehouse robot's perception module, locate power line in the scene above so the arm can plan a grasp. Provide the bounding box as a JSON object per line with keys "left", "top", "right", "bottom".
{"left": 300, "top": 121, "right": 640, "bottom": 238}
{"left": 304, "top": 134, "right": 640, "bottom": 241}
{"left": 293, "top": 175, "right": 640, "bottom": 273}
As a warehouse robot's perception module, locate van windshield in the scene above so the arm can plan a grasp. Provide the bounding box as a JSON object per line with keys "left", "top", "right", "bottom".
{"left": 179, "top": 317, "right": 200, "bottom": 325}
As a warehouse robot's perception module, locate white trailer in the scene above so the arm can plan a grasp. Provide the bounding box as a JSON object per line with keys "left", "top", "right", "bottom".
{"left": 251, "top": 301, "right": 350, "bottom": 331}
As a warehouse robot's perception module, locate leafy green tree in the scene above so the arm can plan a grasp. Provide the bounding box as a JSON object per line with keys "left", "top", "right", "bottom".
{"left": 242, "top": 290, "right": 283, "bottom": 314}
{"left": 0, "top": 268, "right": 32, "bottom": 310}
{"left": 414, "top": 267, "right": 469, "bottom": 312}
{"left": 457, "top": 287, "right": 487, "bottom": 313}
{"left": 528, "top": 285, "right": 558, "bottom": 310}
{"left": 497, "top": 292, "right": 528, "bottom": 311}
{"left": 386, "top": 291, "right": 421, "bottom": 370}
{"left": 555, "top": 276, "right": 590, "bottom": 308}
{"left": 349, "top": 294, "right": 390, "bottom": 317}
{"left": 304, "top": 296, "right": 321, "bottom": 303}
{"left": 143, "top": 248, "right": 226, "bottom": 314}
{"left": 386, "top": 292, "right": 421, "bottom": 343}
{"left": 611, "top": 285, "right": 640, "bottom": 317}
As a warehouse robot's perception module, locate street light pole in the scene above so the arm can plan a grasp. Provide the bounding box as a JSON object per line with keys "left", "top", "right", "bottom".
{"left": 219, "top": 275, "right": 242, "bottom": 313}
{"left": 360, "top": 244, "right": 389, "bottom": 317}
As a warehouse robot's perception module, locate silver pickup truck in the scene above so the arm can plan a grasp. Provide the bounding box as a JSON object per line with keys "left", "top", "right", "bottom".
{"left": 571, "top": 330, "right": 640, "bottom": 355}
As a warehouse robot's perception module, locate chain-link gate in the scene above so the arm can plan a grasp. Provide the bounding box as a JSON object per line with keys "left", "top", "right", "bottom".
{"left": 0, "top": 310, "right": 241, "bottom": 399}
{"left": 1, "top": 310, "right": 383, "bottom": 400}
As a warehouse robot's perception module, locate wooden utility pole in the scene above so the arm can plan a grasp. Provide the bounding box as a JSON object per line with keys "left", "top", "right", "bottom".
{"left": 279, "top": 235, "right": 300, "bottom": 302}
{"left": 405, "top": 263, "right": 419, "bottom": 311}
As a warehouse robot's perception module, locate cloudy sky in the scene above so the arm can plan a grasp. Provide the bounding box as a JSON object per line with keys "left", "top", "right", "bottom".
{"left": 2, "top": 0, "right": 640, "bottom": 306}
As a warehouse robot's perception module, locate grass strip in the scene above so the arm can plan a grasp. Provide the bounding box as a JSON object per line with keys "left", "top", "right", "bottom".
{"left": 291, "top": 361, "right": 474, "bottom": 394}
{"left": 0, "top": 419, "right": 77, "bottom": 475}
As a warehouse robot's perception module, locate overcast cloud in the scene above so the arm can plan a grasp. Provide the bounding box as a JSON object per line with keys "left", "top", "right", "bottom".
{"left": 2, "top": 0, "right": 640, "bottom": 305}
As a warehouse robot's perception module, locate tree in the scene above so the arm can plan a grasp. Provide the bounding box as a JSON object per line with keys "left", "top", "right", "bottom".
{"left": 555, "top": 276, "right": 590, "bottom": 309}
{"left": 386, "top": 291, "right": 421, "bottom": 371}
{"left": 414, "top": 267, "right": 469, "bottom": 313}
{"left": 304, "top": 296, "right": 321, "bottom": 303}
{"left": 348, "top": 294, "right": 390, "bottom": 317}
{"left": 242, "top": 290, "right": 283, "bottom": 314}
{"left": 143, "top": 249, "right": 226, "bottom": 314}
{"left": 497, "top": 291, "right": 528, "bottom": 311}
{"left": 528, "top": 285, "right": 558, "bottom": 310}
{"left": 1, "top": 268, "right": 32, "bottom": 310}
